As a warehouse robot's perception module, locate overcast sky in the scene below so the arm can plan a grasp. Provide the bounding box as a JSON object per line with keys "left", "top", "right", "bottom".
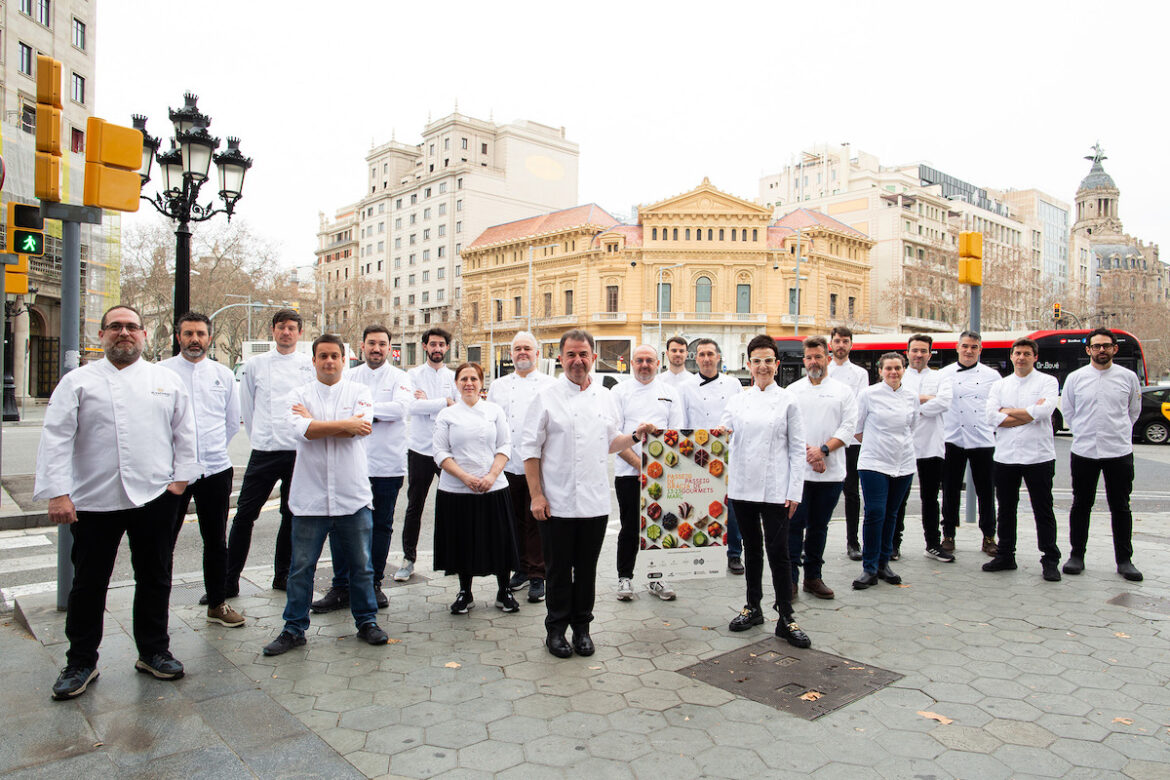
{"left": 98, "top": 0, "right": 1166, "bottom": 269}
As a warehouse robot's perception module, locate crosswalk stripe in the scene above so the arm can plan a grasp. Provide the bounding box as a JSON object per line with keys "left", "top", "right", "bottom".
{"left": 0, "top": 553, "right": 57, "bottom": 574}
{"left": 0, "top": 581, "right": 56, "bottom": 600}
{"left": 0, "top": 535, "right": 50, "bottom": 550}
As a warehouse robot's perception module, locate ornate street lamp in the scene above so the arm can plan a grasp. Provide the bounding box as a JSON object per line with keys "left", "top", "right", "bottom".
{"left": 135, "top": 93, "right": 253, "bottom": 355}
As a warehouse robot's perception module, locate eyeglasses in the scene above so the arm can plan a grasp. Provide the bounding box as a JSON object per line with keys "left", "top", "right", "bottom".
{"left": 748, "top": 357, "right": 777, "bottom": 367}
{"left": 1088, "top": 343, "right": 1115, "bottom": 351}
{"left": 104, "top": 322, "right": 143, "bottom": 333}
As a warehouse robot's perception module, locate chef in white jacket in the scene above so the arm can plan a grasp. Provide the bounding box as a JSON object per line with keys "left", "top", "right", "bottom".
{"left": 36, "top": 305, "right": 199, "bottom": 700}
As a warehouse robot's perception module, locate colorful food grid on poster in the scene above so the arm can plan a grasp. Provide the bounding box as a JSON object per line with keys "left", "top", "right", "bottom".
{"left": 638, "top": 428, "right": 729, "bottom": 581}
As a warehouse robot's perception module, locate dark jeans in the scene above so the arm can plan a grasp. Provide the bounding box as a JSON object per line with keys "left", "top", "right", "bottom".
{"left": 402, "top": 449, "right": 440, "bottom": 563}
{"left": 614, "top": 476, "right": 641, "bottom": 580}
{"left": 331, "top": 476, "right": 403, "bottom": 588}
{"left": 859, "top": 470, "right": 913, "bottom": 574}
{"left": 174, "top": 466, "right": 233, "bottom": 606}
{"left": 1069, "top": 452, "right": 1134, "bottom": 563}
{"left": 995, "top": 460, "right": 1059, "bottom": 564}
{"left": 538, "top": 515, "right": 607, "bottom": 635}
{"left": 843, "top": 446, "right": 861, "bottom": 546}
{"left": 66, "top": 491, "right": 181, "bottom": 668}
{"left": 728, "top": 499, "right": 793, "bottom": 620}
{"left": 941, "top": 443, "right": 996, "bottom": 540}
{"left": 789, "top": 481, "right": 844, "bottom": 584}
{"left": 226, "top": 449, "right": 295, "bottom": 586}
{"left": 506, "top": 472, "right": 545, "bottom": 579}
{"left": 284, "top": 508, "right": 377, "bottom": 636}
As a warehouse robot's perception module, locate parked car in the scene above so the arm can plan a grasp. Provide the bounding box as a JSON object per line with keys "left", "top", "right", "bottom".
{"left": 1135, "top": 386, "right": 1170, "bottom": 444}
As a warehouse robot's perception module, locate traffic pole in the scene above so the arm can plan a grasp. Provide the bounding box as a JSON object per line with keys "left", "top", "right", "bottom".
{"left": 958, "top": 232, "right": 983, "bottom": 530}
{"left": 965, "top": 282, "right": 981, "bottom": 529}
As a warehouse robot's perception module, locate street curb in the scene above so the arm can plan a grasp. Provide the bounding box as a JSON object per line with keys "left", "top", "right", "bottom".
{"left": 0, "top": 512, "right": 50, "bottom": 530}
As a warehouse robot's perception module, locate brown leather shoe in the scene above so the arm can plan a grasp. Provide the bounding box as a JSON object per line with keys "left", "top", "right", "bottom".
{"left": 982, "top": 536, "right": 998, "bottom": 557}
{"left": 802, "top": 578, "right": 835, "bottom": 599}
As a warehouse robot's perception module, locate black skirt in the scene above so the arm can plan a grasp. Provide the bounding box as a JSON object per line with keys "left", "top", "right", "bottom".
{"left": 433, "top": 488, "right": 520, "bottom": 576}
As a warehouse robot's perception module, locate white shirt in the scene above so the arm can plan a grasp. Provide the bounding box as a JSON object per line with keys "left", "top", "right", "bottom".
{"left": 160, "top": 355, "right": 240, "bottom": 477}
{"left": 610, "top": 377, "right": 684, "bottom": 478}
{"left": 35, "top": 358, "right": 200, "bottom": 511}
{"left": 902, "top": 366, "right": 952, "bottom": 460}
{"left": 682, "top": 373, "right": 743, "bottom": 429}
{"left": 433, "top": 399, "right": 511, "bottom": 494}
{"left": 1062, "top": 362, "right": 1142, "bottom": 459}
{"left": 659, "top": 368, "right": 698, "bottom": 393}
{"left": 287, "top": 378, "right": 373, "bottom": 517}
{"left": 487, "top": 369, "right": 556, "bottom": 475}
{"left": 827, "top": 359, "right": 869, "bottom": 446}
{"left": 407, "top": 362, "right": 456, "bottom": 455}
{"left": 520, "top": 375, "right": 622, "bottom": 519}
{"left": 347, "top": 362, "right": 414, "bottom": 477}
{"left": 240, "top": 349, "right": 315, "bottom": 452}
{"left": 985, "top": 370, "right": 1059, "bottom": 464}
{"left": 855, "top": 382, "right": 920, "bottom": 478}
{"left": 719, "top": 382, "right": 805, "bottom": 504}
{"left": 936, "top": 361, "right": 1000, "bottom": 449}
{"left": 788, "top": 376, "right": 858, "bottom": 483}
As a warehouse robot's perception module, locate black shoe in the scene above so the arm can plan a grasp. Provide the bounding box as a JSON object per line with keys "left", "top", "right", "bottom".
{"left": 853, "top": 571, "right": 879, "bottom": 589}
{"left": 729, "top": 605, "right": 764, "bottom": 632}
{"left": 357, "top": 622, "right": 390, "bottom": 645}
{"left": 1042, "top": 562, "right": 1062, "bottom": 582}
{"left": 495, "top": 592, "right": 520, "bottom": 613}
{"left": 776, "top": 619, "right": 812, "bottom": 649}
{"left": 1062, "top": 556, "right": 1084, "bottom": 575}
{"left": 508, "top": 572, "right": 529, "bottom": 590}
{"left": 51, "top": 665, "right": 98, "bottom": 701}
{"left": 727, "top": 557, "right": 745, "bottom": 575}
{"left": 847, "top": 542, "right": 862, "bottom": 561}
{"left": 263, "top": 631, "right": 306, "bottom": 656}
{"left": 572, "top": 631, "right": 595, "bottom": 657}
{"left": 1117, "top": 561, "right": 1144, "bottom": 582}
{"left": 546, "top": 632, "right": 573, "bottom": 658}
{"left": 890, "top": 546, "right": 901, "bottom": 562}
{"left": 982, "top": 556, "right": 1018, "bottom": 572}
{"left": 374, "top": 584, "right": 389, "bottom": 609}
{"left": 450, "top": 590, "right": 474, "bottom": 615}
{"left": 311, "top": 586, "right": 350, "bottom": 613}
{"left": 877, "top": 564, "right": 902, "bottom": 585}
{"left": 198, "top": 593, "right": 209, "bottom": 606}
{"left": 134, "top": 651, "right": 185, "bottom": 680}
{"left": 271, "top": 574, "right": 288, "bottom": 591}
{"left": 527, "top": 579, "right": 546, "bottom": 603}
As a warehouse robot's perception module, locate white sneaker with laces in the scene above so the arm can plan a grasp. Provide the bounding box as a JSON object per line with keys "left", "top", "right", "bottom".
{"left": 393, "top": 560, "right": 415, "bottom": 582}
{"left": 616, "top": 577, "right": 634, "bottom": 601}
{"left": 649, "top": 580, "right": 676, "bottom": 601}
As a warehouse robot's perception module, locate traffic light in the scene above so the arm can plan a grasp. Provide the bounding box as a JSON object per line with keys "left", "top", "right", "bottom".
{"left": 82, "top": 117, "right": 144, "bottom": 212}
{"left": 958, "top": 231, "right": 983, "bottom": 286}
{"left": 7, "top": 202, "right": 44, "bottom": 257}
{"left": 1053, "top": 303, "right": 1062, "bottom": 321}
{"left": 35, "top": 55, "right": 63, "bottom": 202}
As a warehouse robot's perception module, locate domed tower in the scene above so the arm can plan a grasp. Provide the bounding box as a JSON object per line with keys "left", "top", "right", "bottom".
{"left": 1073, "top": 143, "right": 1123, "bottom": 238}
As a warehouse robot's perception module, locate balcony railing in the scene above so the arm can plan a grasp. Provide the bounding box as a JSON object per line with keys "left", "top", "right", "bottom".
{"left": 779, "top": 314, "right": 816, "bottom": 326}
{"left": 641, "top": 311, "right": 766, "bottom": 324}
{"left": 591, "top": 312, "right": 627, "bottom": 323}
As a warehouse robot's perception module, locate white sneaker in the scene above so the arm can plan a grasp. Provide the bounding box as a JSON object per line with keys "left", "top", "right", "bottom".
{"left": 393, "top": 560, "right": 414, "bottom": 582}
{"left": 649, "top": 580, "right": 676, "bottom": 601}
{"left": 616, "top": 578, "right": 634, "bottom": 601}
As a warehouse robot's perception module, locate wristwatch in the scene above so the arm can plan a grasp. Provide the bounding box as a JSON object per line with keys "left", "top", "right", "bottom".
{"left": 819, "top": 444, "right": 830, "bottom": 456}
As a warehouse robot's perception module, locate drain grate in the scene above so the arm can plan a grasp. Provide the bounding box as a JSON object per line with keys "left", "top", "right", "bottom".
{"left": 1107, "top": 592, "right": 1170, "bottom": 616}
{"left": 680, "top": 639, "right": 903, "bottom": 719}
{"left": 171, "top": 578, "right": 264, "bottom": 606}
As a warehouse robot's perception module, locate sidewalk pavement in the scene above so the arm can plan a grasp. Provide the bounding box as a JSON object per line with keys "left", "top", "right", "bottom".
{"left": 3, "top": 512, "right": 1168, "bottom": 779}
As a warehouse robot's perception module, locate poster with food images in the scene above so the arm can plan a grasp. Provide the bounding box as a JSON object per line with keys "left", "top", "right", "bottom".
{"left": 637, "top": 428, "right": 729, "bottom": 582}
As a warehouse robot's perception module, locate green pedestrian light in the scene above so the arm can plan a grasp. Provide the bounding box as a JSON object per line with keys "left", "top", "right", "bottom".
{"left": 18, "top": 231, "right": 43, "bottom": 255}
{"left": 7, "top": 202, "right": 44, "bottom": 258}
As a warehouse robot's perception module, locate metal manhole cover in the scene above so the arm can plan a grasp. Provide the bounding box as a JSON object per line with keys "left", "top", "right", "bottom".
{"left": 680, "top": 639, "right": 903, "bottom": 719}
{"left": 170, "top": 578, "right": 264, "bottom": 606}
{"left": 1107, "top": 592, "right": 1170, "bottom": 615}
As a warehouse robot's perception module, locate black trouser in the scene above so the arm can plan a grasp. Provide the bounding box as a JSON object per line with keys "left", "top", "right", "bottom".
{"left": 894, "top": 456, "right": 945, "bottom": 550}
{"left": 402, "top": 449, "right": 440, "bottom": 563}
{"left": 614, "top": 475, "right": 642, "bottom": 580}
{"left": 506, "top": 472, "right": 545, "bottom": 580}
{"left": 226, "top": 450, "right": 295, "bottom": 586}
{"left": 941, "top": 443, "right": 996, "bottom": 540}
{"left": 729, "top": 499, "right": 793, "bottom": 620}
{"left": 994, "top": 460, "right": 1059, "bottom": 564}
{"left": 66, "top": 491, "right": 181, "bottom": 668}
{"left": 539, "top": 515, "right": 607, "bottom": 635}
{"left": 843, "top": 446, "right": 861, "bottom": 547}
{"left": 174, "top": 466, "right": 233, "bottom": 606}
{"left": 1069, "top": 452, "right": 1134, "bottom": 563}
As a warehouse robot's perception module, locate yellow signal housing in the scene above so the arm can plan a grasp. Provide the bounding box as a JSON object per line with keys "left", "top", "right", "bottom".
{"left": 34, "top": 55, "right": 64, "bottom": 202}
{"left": 35, "top": 152, "right": 61, "bottom": 201}
{"left": 5, "top": 270, "right": 29, "bottom": 294}
{"left": 36, "top": 55, "right": 63, "bottom": 108}
{"left": 1053, "top": 303, "right": 1062, "bottom": 320}
{"left": 82, "top": 117, "right": 144, "bottom": 212}
{"left": 959, "top": 231, "right": 983, "bottom": 259}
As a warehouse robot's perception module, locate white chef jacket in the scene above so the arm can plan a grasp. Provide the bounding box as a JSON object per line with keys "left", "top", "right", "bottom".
{"left": 160, "top": 355, "right": 240, "bottom": 477}
{"left": 240, "top": 349, "right": 315, "bottom": 452}
{"left": 520, "top": 374, "right": 622, "bottom": 519}
{"left": 855, "top": 381, "right": 920, "bottom": 478}
{"left": 788, "top": 376, "right": 858, "bottom": 483}
{"left": 827, "top": 359, "right": 869, "bottom": 446}
{"left": 406, "top": 362, "right": 456, "bottom": 456}
{"left": 936, "top": 361, "right": 1000, "bottom": 449}
{"left": 610, "top": 377, "right": 684, "bottom": 478}
{"left": 902, "top": 366, "right": 952, "bottom": 460}
{"left": 286, "top": 378, "right": 373, "bottom": 517}
{"left": 1062, "top": 362, "right": 1142, "bottom": 459}
{"left": 347, "top": 362, "right": 414, "bottom": 478}
{"left": 719, "top": 382, "right": 805, "bottom": 504}
{"left": 433, "top": 398, "right": 511, "bottom": 494}
{"left": 486, "top": 369, "right": 555, "bottom": 475}
{"left": 659, "top": 369, "right": 698, "bottom": 393}
{"left": 682, "top": 373, "right": 743, "bottom": 429}
{"left": 984, "top": 370, "right": 1059, "bottom": 465}
{"left": 34, "top": 357, "right": 200, "bottom": 511}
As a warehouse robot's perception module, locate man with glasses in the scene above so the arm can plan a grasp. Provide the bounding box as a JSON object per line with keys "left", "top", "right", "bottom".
{"left": 1061, "top": 328, "right": 1143, "bottom": 581}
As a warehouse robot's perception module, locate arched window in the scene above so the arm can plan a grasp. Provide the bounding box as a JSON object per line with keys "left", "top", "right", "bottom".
{"left": 742, "top": 229, "right": 748, "bottom": 241}
{"left": 673, "top": 228, "right": 679, "bottom": 240}
{"left": 719, "top": 228, "right": 725, "bottom": 240}
{"left": 695, "top": 276, "right": 712, "bottom": 313}
{"left": 708, "top": 229, "right": 713, "bottom": 241}
{"left": 652, "top": 227, "right": 658, "bottom": 240}
{"left": 696, "top": 228, "right": 702, "bottom": 242}
{"left": 685, "top": 228, "right": 691, "bottom": 240}
{"left": 752, "top": 228, "right": 758, "bottom": 241}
